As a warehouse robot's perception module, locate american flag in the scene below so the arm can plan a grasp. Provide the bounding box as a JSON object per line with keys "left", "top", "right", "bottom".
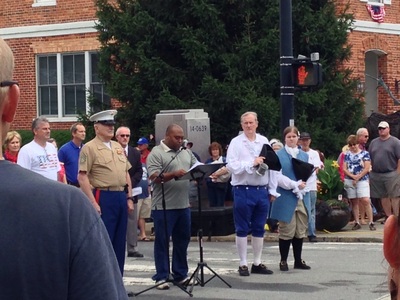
{"left": 366, "top": 4, "right": 385, "bottom": 23}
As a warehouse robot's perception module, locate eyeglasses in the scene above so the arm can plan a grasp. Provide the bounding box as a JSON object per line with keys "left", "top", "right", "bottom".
{"left": 0, "top": 81, "right": 19, "bottom": 87}
{"left": 378, "top": 127, "right": 387, "bottom": 130}
{"left": 348, "top": 143, "right": 357, "bottom": 147}
{"left": 119, "top": 134, "right": 130, "bottom": 138}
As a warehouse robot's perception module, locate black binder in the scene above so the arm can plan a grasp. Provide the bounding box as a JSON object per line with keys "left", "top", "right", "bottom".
{"left": 177, "top": 163, "right": 226, "bottom": 181}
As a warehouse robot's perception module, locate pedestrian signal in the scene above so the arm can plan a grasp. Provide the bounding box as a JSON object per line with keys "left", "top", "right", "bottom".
{"left": 292, "top": 61, "right": 322, "bottom": 87}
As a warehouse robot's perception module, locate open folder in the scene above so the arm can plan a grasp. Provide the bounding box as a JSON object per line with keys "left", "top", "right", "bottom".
{"left": 177, "top": 163, "right": 226, "bottom": 181}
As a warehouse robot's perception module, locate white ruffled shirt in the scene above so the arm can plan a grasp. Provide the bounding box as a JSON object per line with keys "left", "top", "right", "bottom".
{"left": 226, "top": 133, "right": 279, "bottom": 197}
{"left": 277, "top": 145, "right": 308, "bottom": 200}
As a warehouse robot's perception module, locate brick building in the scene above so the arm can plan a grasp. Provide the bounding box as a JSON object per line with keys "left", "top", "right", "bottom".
{"left": 0, "top": 0, "right": 399, "bottom": 130}
{"left": 339, "top": 0, "right": 400, "bottom": 116}
{"left": 0, "top": 0, "right": 106, "bottom": 130}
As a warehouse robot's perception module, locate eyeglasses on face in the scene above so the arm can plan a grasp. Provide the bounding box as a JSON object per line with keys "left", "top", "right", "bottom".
{"left": 0, "top": 81, "right": 19, "bottom": 87}
{"left": 119, "top": 134, "right": 130, "bottom": 138}
{"left": 348, "top": 143, "right": 357, "bottom": 147}
{"left": 378, "top": 127, "right": 387, "bottom": 130}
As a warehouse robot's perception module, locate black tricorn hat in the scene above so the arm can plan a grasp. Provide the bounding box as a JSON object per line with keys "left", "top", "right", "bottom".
{"left": 292, "top": 157, "right": 316, "bottom": 181}
{"left": 259, "top": 144, "right": 282, "bottom": 171}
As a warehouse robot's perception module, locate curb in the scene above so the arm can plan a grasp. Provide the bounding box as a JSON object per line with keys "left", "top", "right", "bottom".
{"left": 204, "top": 235, "right": 383, "bottom": 243}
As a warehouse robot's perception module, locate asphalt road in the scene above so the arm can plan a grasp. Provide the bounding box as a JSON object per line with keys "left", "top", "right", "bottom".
{"left": 124, "top": 240, "right": 389, "bottom": 300}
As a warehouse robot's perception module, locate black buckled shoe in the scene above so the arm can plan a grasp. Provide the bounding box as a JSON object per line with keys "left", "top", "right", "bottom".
{"left": 251, "top": 263, "right": 273, "bottom": 275}
{"left": 238, "top": 265, "right": 250, "bottom": 276}
{"left": 294, "top": 260, "right": 311, "bottom": 270}
{"left": 128, "top": 251, "right": 144, "bottom": 258}
{"left": 279, "top": 261, "right": 289, "bottom": 271}
{"left": 308, "top": 235, "right": 318, "bottom": 242}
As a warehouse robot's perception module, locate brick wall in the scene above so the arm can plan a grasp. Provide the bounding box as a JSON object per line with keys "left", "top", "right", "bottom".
{"left": 2, "top": 0, "right": 400, "bottom": 129}
{"left": 6, "top": 33, "right": 100, "bottom": 130}
{"left": 0, "top": 0, "right": 97, "bottom": 27}
{"left": 337, "top": 0, "right": 400, "bottom": 115}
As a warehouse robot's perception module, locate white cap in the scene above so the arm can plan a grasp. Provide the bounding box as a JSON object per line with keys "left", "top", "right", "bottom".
{"left": 89, "top": 110, "right": 117, "bottom": 125}
{"left": 378, "top": 121, "right": 389, "bottom": 129}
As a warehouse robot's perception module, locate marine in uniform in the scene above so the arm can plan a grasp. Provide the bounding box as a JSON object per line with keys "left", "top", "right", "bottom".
{"left": 78, "top": 110, "right": 134, "bottom": 275}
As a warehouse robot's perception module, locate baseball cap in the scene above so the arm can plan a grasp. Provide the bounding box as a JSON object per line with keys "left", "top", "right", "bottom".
{"left": 89, "top": 109, "right": 117, "bottom": 125}
{"left": 378, "top": 121, "right": 389, "bottom": 129}
{"left": 299, "top": 132, "right": 311, "bottom": 140}
{"left": 137, "top": 137, "right": 149, "bottom": 145}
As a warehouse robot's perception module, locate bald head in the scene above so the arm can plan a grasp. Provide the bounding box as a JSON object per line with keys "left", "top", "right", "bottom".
{"left": 0, "top": 38, "right": 19, "bottom": 148}
{"left": 165, "top": 124, "right": 184, "bottom": 151}
{"left": 0, "top": 39, "right": 15, "bottom": 101}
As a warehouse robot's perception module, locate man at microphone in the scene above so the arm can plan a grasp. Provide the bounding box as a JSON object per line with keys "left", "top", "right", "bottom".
{"left": 147, "top": 124, "right": 198, "bottom": 289}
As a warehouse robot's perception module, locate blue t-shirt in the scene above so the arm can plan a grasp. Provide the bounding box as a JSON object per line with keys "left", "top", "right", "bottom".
{"left": 58, "top": 141, "right": 83, "bottom": 185}
{"left": 344, "top": 150, "right": 371, "bottom": 181}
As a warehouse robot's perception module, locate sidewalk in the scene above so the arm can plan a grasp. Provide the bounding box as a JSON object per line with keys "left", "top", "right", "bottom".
{"left": 196, "top": 220, "right": 384, "bottom": 243}
{"left": 265, "top": 221, "right": 384, "bottom": 243}
{"left": 145, "top": 213, "right": 384, "bottom": 243}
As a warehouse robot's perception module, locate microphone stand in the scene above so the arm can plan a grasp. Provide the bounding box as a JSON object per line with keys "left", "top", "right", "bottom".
{"left": 179, "top": 165, "right": 232, "bottom": 293}
{"left": 133, "top": 147, "right": 192, "bottom": 297}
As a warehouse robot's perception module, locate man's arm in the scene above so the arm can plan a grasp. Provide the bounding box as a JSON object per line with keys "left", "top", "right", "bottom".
{"left": 126, "top": 172, "right": 134, "bottom": 212}
{"left": 78, "top": 171, "right": 101, "bottom": 214}
{"left": 147, "top": 149, "right": 186, "bottom": 184}
{"left": 57, "top": 146, "right": 66, "bottom": 164}
{"left": 16, "top": 147, "right": 31, "bottom": 170}
{"left": 129, "top": 148, "right": 143, "bottom": 187}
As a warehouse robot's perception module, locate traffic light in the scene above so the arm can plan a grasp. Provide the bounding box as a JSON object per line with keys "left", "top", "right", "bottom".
{"left": 292, "top": 60, "right": 322, "bottom": 87}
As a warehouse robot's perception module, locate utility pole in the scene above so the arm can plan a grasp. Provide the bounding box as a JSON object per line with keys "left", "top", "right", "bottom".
{"left": 279, "top": 0, "right": 294, "bottom": 135}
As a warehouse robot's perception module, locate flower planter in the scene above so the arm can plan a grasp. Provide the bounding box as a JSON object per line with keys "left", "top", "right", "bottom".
{"left": 316, "top": 201, "right": 351, "bottom": 232}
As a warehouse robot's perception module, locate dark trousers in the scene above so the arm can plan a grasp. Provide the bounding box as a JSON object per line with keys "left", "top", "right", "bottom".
{"left": 98, "top": 191, "right": 128, "bottom": 275}
{"left": 207, "top": 181, "right": 227, "bottom": 207}
{"left": 151, "top": 208, "right": 191, "bottom": 282}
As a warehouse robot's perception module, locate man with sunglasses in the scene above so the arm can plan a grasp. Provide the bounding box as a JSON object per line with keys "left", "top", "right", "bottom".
{"left": 356, "top": 127, "right": 369, "bottom": 151}
{"left": 116, "top": 126, "right": 144, "bottom": 258}
{"left": 78, "top": 110, "right": 134, "bottom": 278}
{"left": 368, "top": 121, "right": 400, "bottom": 220}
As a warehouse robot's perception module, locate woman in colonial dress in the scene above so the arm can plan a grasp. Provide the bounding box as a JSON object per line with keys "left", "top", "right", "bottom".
{"left": 270, "top": 126, "right": 311, "bottom": 272}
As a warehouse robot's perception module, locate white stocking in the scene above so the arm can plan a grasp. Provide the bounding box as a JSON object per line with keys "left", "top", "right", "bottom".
{"left": 251, "top": 236, "right": 264, "bottom": 266}
{"left": 236, "top": 236, "right": 248, "bottom": 266}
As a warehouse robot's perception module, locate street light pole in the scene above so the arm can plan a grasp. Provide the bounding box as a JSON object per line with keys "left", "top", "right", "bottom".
{"left": 279, "top": 0, "right": 294, "bottom": 135}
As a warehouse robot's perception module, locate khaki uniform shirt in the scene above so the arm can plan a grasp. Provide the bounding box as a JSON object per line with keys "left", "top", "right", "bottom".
{"left": 79, "top": 136, "right": 131, "bottom": 188}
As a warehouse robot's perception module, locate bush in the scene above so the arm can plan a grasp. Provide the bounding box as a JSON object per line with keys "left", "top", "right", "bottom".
{"left": 16, "top": 130, "right": 71, "bottom": 148}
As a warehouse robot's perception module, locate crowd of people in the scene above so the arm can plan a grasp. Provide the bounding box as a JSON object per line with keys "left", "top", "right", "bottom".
{"left": 1, "top": 34, "right": 399, "bottom": 299}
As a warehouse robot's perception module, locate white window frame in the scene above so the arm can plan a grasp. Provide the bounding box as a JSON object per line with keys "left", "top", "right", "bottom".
{"left": 360, "top": 0, "right": 391, "bottom": 6}
{"left": 32, "top": 0, "right": 57, "bottom": 8}
{"left": 36, "top": 51, "right": 110, "bottom": 122}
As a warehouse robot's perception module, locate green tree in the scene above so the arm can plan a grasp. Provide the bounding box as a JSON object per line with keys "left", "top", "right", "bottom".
{"left": 95, "top": 0, "right": 363, "bottom": 156}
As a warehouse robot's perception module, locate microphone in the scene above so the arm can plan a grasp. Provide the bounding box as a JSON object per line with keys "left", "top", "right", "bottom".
{"left": 181, "top": 139, "right": 188, "bottom": 150}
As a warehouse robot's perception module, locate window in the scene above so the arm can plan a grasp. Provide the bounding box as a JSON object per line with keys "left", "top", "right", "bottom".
{"left": 32, "top": 0, "right": 56, "bottom": 7}
{"left": 38, "top": 56, "right": 58, "bottom": 115}
{"left": 37, "top": 52, "right": 110, "bottom": 119}
{"left": 360, "top": 0, "right": 391, "bottom": 5}
{"left": 90, "top": 53, "right": 111, "bottom": 112}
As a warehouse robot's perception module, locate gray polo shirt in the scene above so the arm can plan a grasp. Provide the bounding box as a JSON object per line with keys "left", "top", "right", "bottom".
{"left": 369, "top": 136, "right": 400, "bottom": 173}
{"left": 147, "top": 140, "right": 197, "bottom": 210}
